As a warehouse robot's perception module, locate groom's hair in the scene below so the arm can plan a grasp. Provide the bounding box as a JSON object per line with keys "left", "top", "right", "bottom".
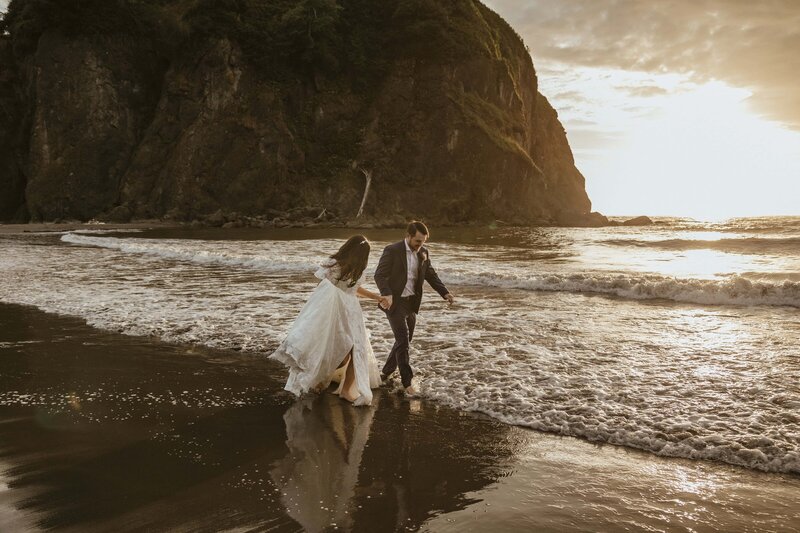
{"left": 406, "top": 221, "right": 429, "bottom": 237}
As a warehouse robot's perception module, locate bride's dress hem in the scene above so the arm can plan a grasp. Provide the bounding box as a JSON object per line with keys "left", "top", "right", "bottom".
{"left": 269, "top": 267, "right": 381, "bottom": 407}
{"left": 271, "top": 342, "right": 373, "bottom": 406}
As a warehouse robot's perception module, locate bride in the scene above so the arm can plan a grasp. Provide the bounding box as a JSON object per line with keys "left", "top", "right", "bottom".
{"left": 270, "top": 235, "right": 385, "bottom": 406}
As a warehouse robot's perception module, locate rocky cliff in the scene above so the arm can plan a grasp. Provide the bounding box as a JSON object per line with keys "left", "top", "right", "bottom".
{"left": 0, "top": 0, "right": 594, "bottom": 225}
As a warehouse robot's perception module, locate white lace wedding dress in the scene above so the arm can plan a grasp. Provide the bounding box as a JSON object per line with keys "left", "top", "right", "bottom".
{"left": 269, "top": 261, "right": 381, "bottom": 406}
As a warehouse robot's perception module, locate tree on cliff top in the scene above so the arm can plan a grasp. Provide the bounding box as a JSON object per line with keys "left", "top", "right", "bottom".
{"left": 2, "top": 0, "right": 526, "bottom": 81}
{"left": 2, "top": 0, "right": 176, "bottom": 58}
{"left": 185, "top": 0, "right": 344, "bottom": 76}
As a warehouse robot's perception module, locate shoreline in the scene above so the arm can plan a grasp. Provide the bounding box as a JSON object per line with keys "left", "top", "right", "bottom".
{"left": 0, "top": 211, "right": 656, "bottom": 234}
{"left": 0, "top": 220, "right": 182, "bottom": 235}
{"left": 1, "top": 302, "right": 799, "bottom": 531}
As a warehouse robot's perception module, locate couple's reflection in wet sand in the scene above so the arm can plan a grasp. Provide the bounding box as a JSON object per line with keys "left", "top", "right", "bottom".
{"left": 270, "top": 394, "right": 377, "bottom": 531}
{"left": 272, "top": 390, "right": 517, "bottom": 532}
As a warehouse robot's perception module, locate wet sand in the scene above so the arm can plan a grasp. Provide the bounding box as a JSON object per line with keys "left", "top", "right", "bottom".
{"left": 1, "top": 302, "right": 799, "bottom": 532}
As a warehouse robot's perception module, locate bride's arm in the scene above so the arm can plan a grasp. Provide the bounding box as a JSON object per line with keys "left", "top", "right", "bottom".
{"left": 356, "top": 286, "right": 384, "bottom": 302}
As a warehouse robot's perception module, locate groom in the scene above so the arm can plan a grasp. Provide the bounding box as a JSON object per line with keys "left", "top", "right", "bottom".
{"left": 374, "top": 221, "right": 454, "bottom": 394}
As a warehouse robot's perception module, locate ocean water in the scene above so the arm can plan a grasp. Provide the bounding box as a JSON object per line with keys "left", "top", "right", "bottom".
{"left": 1, "top": 217, "right": 798, "bottom": 475}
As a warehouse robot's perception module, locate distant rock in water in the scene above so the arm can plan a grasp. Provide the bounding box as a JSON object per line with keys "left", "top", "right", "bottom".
{"left": 555, "top": 211, "right": 610, "bottom": 228}
{"left": 622, "top": 216, "right": 654, "bottom": 226}
{"left": 0, "top": 0, "right": 594, "bottom": 225}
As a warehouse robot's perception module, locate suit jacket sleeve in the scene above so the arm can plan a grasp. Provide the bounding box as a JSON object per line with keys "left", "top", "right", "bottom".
{"left": 424, "top": 255, "right": 449, "bottom": 299}
{"left": 374, "top": 245, "right": 394, "bottom": 296}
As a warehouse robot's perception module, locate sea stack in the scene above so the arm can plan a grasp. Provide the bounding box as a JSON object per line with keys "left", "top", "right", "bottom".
{"left": 0, "top": 0, "right": 594, "bottom": 226}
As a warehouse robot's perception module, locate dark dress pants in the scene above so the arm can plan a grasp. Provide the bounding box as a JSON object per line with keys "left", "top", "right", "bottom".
{"left": 381, "top": 297, "right": 417, "bottom": 387}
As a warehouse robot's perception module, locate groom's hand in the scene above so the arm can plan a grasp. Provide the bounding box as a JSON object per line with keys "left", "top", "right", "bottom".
{"left": 444, "top": 293, "right": 455, "bottom": 305}
{"left": 380, "top": 295, "right": 393, "bottom": 310}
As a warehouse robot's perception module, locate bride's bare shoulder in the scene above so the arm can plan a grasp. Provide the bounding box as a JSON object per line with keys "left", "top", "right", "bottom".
{"left": 314, "top": 259, "right": 340, "bottom": 280}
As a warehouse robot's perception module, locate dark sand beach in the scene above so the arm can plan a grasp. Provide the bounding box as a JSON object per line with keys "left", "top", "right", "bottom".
{"left": 1, "top": 302, "right": 799, "bottom": 532}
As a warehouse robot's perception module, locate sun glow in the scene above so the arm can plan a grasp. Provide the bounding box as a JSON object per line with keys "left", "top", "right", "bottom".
{"left": 540, "top": 68, "right": 800, "bottom": 219}
{"left": 598, "top": 82, "right": 798, "bottom": 218}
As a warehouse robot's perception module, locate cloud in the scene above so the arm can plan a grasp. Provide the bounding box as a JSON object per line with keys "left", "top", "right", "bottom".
{"left": 551, "top": 89, "right": 590, "bottom": 102}
{"left": 617, "top": 85, "right": 669, "bottom": 98}
{"left": 565, "top": 127, "right": 625, "bottom": 148}
{"left": 485, "top": 0, "right": 800, "bottom": 129}
{"left": 563, "top": 118, "right": 599, "bottom": 127}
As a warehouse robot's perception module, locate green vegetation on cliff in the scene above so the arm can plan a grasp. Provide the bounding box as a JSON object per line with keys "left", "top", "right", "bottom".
{"left": 3, "top": 0, "right": 528, "bottom": 81}
{"left": 2, "top": 0, "right": 174, "bottom": 55}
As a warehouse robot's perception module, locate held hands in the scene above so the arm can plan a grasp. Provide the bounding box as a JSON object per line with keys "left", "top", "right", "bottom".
{"left": 377, "top": 293, "right": 453, "bottom": 309}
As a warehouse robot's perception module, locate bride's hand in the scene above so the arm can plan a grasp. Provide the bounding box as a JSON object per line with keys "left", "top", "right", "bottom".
{"left": 379, "top": 295, "right": 392, "bottom": 309}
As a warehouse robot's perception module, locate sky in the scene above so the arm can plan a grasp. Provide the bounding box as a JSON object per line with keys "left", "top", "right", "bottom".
{"left": 485, "top": 0, "right": 800, "bottom": 219}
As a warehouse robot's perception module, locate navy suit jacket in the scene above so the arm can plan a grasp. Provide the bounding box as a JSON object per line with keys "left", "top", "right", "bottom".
{"left": 374, "top": 240, "right": 449, "bottom": 314}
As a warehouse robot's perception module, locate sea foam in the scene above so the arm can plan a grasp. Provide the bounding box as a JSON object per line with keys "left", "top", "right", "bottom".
{"left": 62, "top": 233, "right": 800, "bottom": 308}
{"left": 62, "top": 233, "right": 316, "bottom": 273}
{"left": 440, "top": 271, "right": 800, "bottom": 308}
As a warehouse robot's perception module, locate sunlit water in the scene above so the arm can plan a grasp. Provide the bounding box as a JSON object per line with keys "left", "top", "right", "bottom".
{"left": 1, "top": 217, "right": 798, "bottom": 475}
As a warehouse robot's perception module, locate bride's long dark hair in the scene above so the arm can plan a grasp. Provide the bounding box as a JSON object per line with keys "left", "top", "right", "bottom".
{"left": 330, "top": 235, "right": 371, "bottom": 287}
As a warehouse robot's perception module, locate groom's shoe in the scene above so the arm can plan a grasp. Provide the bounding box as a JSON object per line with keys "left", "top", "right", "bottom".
{"left": 404, "top": 384, "right": 420, "bottom": 397}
